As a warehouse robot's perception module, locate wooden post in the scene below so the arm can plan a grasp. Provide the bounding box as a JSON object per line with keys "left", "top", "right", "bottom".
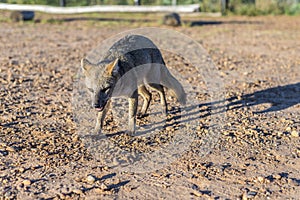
{"left": 172, "top": 0, "right": 177, "bottom": 6}
{"left": 60, "top": 0, "right": 66, "bottom": 7}
{"left": 221, "top": 0, "right": 229, "bottom": 15}
{"left": 134, "top": 0, "right": 141, "bottom": 6}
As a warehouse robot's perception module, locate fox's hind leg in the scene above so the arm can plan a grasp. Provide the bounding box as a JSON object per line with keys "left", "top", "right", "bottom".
{"left": 95, "top": 100, "right": 111, "bottom": 133}
{"left": 148, "top": 83, "right": 168, "bottom": 115}
{"left": 138, "top": 85, "right": 152, "bottom": 118}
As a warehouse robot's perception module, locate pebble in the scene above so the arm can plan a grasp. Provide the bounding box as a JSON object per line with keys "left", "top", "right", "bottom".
{"left": 273, "top": 174, "right": 281, "bottom": 179}
{"left": 72, "top": 189, "right": 83, "bottom": 195}
{"left": 165, "top": 126, "right": 174, "bottom": 131}
{"left": 113, "top": 157, "right": 120, "bottom": 165}
{"left": 99, "top": 183, "right": 108, "bottom": 190}
{"left": 94, "top": 188, "right": 104, "bottom": 194}
{"left": 191, "top": 190, "right": 202, "bottom": 197}
{"left": 6, "top": 146, "right": 15, "bottom": 152}
{"left": 0, "top": 150, "right": 8, "bottom": 156}
{"left": 61, "top": 187, "right": 69, "bottom": 194}
{"left": 291, "top": 130, "right": 299, "bottom": 137}
{"left": 86, "top": 175, "right": 96, "bottom": 184}
{"left": 196, "top": 125, "right": 202, "bottom": 131}
{"left": 257, "top": 176, "right": 264, "bottom": 182}
{"left": 74, "top": 177, "right": 82, "bottom": 182}
{"left": 57, "top": 193, "right": 66, "bottom": 199}
{"left": 222, "top": 131, "right": 230, "bottom": 135}
{"left": 9, "top": 60, "right": 19, "bottom": 65}
{"left": 242, "top": 191, "right": 257, "bottom": 199}
{"left": 18, "top": 167, "right": 25, "bottom": 173}
{"left": 22, "top": 179, "right": 31, "bottom": 186}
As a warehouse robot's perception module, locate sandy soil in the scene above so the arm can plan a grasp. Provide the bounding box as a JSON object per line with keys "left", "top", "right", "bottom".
{"left": 0, "top": 12, "right": 299, "bottom": 199}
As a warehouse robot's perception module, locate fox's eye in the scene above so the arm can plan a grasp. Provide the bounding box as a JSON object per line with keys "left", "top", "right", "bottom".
{"left": 87, "top": 88, "right": 94, "bottom": 93}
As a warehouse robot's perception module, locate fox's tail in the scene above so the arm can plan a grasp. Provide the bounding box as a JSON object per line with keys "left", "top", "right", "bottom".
{"left": 161, "top": 68, "right": 186, "bottom": 105}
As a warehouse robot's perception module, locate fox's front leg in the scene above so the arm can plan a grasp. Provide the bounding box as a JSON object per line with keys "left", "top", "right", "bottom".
{"left": 128, "top": 91, "right": 138, "bottom": 135}
{"left": 94, "top": 100, "right": 111, "bottom": 133}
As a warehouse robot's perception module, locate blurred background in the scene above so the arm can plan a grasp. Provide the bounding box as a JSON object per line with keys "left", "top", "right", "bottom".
{"left": 0, "top": 0, "right": 300, "bottom": 16}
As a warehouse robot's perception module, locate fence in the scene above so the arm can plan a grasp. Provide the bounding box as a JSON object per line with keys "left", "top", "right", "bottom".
{"left": 0, "top": 0, "right": 202, "bottom": 7}
{"left": 0, "top": 0, "right": 299, "bottom": 15}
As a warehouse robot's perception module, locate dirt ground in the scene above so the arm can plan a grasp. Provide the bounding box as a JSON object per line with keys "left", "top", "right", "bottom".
{"left": 0, "top": 11, "right": 299, "bottom": 199}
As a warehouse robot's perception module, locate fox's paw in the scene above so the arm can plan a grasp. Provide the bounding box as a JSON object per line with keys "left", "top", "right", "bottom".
{"left": 93, "top": 128, "right": 102, "bottom": 134}
{"left": 125, "top": 130, "right": 135, "bottom": 136}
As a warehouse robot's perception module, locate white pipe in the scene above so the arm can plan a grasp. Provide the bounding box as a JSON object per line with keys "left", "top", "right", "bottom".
{"left": 0, "top": 3, "right": 200, "bottom": 14}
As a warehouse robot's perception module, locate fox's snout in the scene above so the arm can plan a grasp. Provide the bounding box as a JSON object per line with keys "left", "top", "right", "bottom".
{"left": 92, "top": 100, "right": 106, "bottom": 112}
{"left": 93, "top": 101, "right": 106, "bottom": 109}
{"left": 91, "top": 93, "right": 108, "bottom": 111}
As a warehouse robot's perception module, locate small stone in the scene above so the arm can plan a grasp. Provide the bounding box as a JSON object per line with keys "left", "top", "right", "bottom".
{"left": 22, "top": 179, "right": 31, "bottom": 186}
{"left": 291, "top": 130, "right": 299, "bottom": 137}
{"left": 99, "top": 183, "right": 108, "bottom": 190}
{"left": 166, "top": 126, "right": 173, "bottom": 131}
{"left": 6, "top": 146, "right": 15, "bottom": 152}
{"left": 19, "top": 167, "right": 25, "bottom": 173}
{"left": 17, "top": 184, "right": 23, "bottom": 190}
{"left": 72, "top": 189, "right": 83, "bottom": 195}
{"left": 274, "top": 174, "right": 281, "bottom": 179}
{"left": 86, "top": 175, "right": 96, "bottom": 184}
{"left": 286, "top": 127, "right": 292, "bottom": 132}
{"left": 277, "top": 131, "right": 283, "bottom": 136}
{"left": 61, "top": 187, "right": 69, "bottom": 194}
{"left": 196, "top": 126, "right": 202, "bottom": 131}
{"left": 191, "top": 190, "right": 202, "bottom": 197}
{"left": 247, "top": 191, "right": 257, "bottom": 198}
{"left": 222, "top": 131, "right": 230, "bottom": 136}
{"left": 220, "top": 71, "right": 227, "bottom": 76}
{"left": 57, "top": 193, "right": 66, "bottom": 199}
{"left": 243, "top": 191, "right": 256, "bottom": 200}
{"left": 72, "top": 135, "right": 79, "bottom": 142}
{"left": 94, "top": 188, "right": 104, "bottom": 194}
{"left": 151, "top": 172, "right": 160, "bottom": 177}
{"left": 257, "top": 176, "right": 264, "bottom": 182}
{"left": 74, "top": 177, "right": 82, "bottom": 182}
{"left": 9, "top": 59, "right": 19, "bottom": 65}
{"left": 113, "top": 157, "right": 119, "bottom": 165}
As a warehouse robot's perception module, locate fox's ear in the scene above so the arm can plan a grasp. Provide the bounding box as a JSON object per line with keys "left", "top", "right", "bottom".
{"left": 81, "top": 58, "right": 93, "bottom": 72}
{"left": 105, "top": 58, "right": 119, "bottom": 75}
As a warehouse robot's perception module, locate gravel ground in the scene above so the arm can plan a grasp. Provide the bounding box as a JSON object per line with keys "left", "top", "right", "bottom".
{"left": 0, "top": 12, "right": 299, "bottom": 199}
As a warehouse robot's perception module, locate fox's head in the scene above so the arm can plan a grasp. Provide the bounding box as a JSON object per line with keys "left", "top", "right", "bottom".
{"left": 81, "top": 58, "right": 119, "bottom": 111}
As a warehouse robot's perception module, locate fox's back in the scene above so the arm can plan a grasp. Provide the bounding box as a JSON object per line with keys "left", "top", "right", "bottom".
{"left": 103, "top": 35, "right": 165, "bottom": 70}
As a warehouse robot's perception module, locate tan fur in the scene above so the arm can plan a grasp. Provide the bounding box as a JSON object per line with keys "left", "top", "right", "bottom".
{"left": 81, "top": 58, "right": 93, "bottom": 74}
{"left": 105, "top": 59, "right": 119, "bottom": 75}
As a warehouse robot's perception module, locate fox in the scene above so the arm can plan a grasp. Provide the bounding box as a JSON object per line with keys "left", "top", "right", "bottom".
{"left": 81, "top": 34, "right": 186, "bottom": 135}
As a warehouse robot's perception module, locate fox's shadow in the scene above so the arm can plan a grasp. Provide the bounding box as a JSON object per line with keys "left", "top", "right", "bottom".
{"left": 138, "top": 82, "right": 299, "bottom": 135}
{"left": 224, "top": 82, "right": 300, "bottom": 113}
